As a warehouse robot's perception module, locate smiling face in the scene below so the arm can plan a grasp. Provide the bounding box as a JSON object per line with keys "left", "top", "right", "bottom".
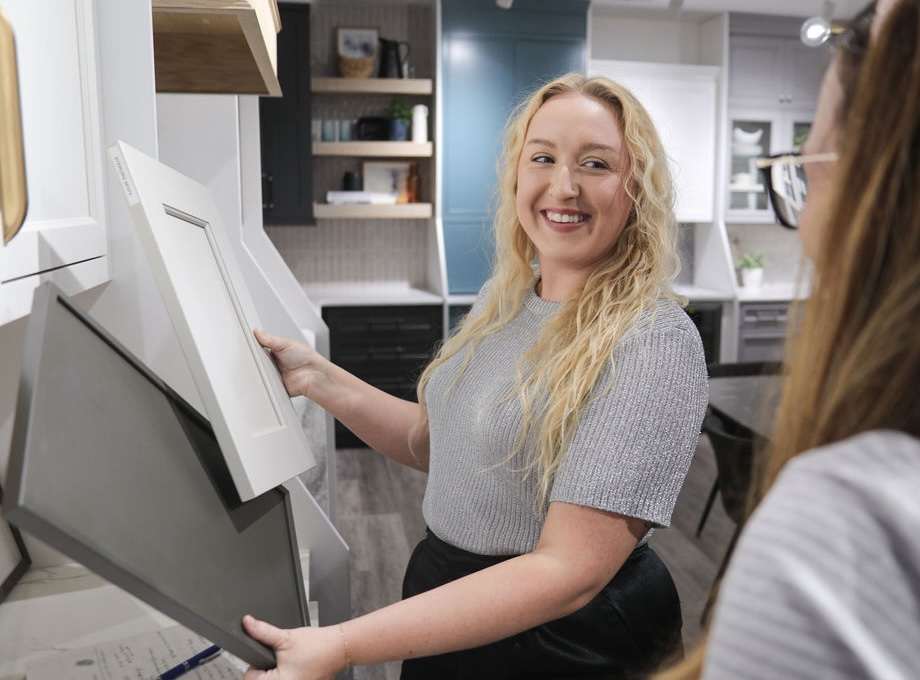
{"left": 515, "top": 93, "right": 633, "bottom": 299}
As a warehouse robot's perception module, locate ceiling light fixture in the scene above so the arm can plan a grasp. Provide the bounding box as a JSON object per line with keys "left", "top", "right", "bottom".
{"left": 800, "top": 0, "right": 844, "bottom": 47}
{"left": 496, "top": 0, "right": 513, "bottom": 8}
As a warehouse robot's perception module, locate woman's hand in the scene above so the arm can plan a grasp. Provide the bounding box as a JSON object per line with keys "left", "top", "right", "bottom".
{"left": 254, "top": 328, "right": 329, "bottom": 400}
{"left": 241, "top": 615, "right": 346, "bottom": 680}
{"left": 254, "top": 328, "right": 424, "bottom": 467}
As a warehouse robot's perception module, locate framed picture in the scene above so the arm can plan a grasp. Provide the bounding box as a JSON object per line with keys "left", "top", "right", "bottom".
{"left": 0, "top": 482, "right": 31, "bottom": 604}
{"left": 337, "top": 27, "right": 379, "bottom": 59}
{"left": 363, "top": 161, "right": 410, "bottom": 200}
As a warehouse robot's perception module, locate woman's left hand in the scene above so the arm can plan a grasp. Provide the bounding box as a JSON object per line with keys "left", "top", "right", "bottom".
{"left": 241, "top": 615, "right": 345, "bottom": 680}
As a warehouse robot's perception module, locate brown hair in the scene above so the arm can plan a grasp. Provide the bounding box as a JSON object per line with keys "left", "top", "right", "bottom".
{"left": 656, "top": 0, "right": 920, "bottom": 676}
{"left": 762, "top": 0, "right": 920, "bottom": 492}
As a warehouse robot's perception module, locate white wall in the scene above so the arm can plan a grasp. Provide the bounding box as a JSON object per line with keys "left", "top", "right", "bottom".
{"left": 589, "top": 12, "right": 706, "bottom": 63}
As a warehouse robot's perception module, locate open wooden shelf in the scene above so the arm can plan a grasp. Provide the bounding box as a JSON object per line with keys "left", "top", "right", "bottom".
{"left": 313, "top": 202, "right": 433, "bottom": 220}
{"left": 313, "top": 141, "right": 433, "bottom": 158}
{"left": 152, "top": 0, "right": 281, "bottom": 96}
{"left": 311, "top": 77, "right": 433, "bottom": 95}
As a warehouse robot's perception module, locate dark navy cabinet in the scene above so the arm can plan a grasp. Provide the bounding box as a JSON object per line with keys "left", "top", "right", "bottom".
{"left": 260, "top": 3, "right": 315, "bottom": 226}
{"left": 441, "top": 0, "right": 589, "bottom": 294}
{"left": 322, "top": 305, "right": 444, "bottom": 448}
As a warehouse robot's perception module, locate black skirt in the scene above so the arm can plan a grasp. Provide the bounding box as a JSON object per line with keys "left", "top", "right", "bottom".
{"left": 399, "top": 529, "right": 683, "bottom": 680}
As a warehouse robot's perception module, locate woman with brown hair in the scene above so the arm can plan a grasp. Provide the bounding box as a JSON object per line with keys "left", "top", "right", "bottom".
{"left": 659, "top": 1, "right": 920, "bottom": 678}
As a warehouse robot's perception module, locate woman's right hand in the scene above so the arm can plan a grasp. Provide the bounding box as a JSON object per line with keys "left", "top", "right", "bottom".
{"left": 254, "top": 328, "right": 328, "bottom": 400}
{"left": 255, "top": 328, "right": 424, "bottom": 466}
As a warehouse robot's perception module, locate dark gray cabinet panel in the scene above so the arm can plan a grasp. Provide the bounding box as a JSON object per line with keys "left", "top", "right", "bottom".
{"left": 260, "top": 3, "right": 315, "bottom": 226}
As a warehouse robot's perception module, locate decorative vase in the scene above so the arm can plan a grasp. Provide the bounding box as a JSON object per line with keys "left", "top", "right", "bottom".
{"left": 389, "top": 118, "right": 409, "bottom": 141}
{"left": 741, "top": 267, "right": 764, "bottom": 288}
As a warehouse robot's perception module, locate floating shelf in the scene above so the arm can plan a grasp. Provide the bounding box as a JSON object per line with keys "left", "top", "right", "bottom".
{"left": 311, "top": 77, "right": 433, "bottom": 95}
{"left": 152, "top": 0, "right": 281, "bottom": 96}
{"left": 313, "top": 202, "right": 433, "bottom": 219}
{"left": 313, "top": 141, "right": 433, "bottom": 158}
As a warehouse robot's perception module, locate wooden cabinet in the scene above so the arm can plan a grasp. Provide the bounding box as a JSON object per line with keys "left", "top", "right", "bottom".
{"left": 260, "top": 2, "right": 314, "bottom": 225}
{"left": 152, "top": 0, "right": 281, "bottom": 96}
{"left": 0, "top": 0, "right": 108, "bottom": 324}
{"left": 322, "top": 304, "right": 442, "bottom": 448}
{"left": 310, "top": 77, "right": 434, "bottom": 220}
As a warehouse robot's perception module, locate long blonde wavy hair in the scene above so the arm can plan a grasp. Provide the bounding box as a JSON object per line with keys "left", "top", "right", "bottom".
{"left": 417, "top": 72, "right": 682, "bottom": 504}
{"left": 657, "top": 1, "right": 920, "bottom": 677}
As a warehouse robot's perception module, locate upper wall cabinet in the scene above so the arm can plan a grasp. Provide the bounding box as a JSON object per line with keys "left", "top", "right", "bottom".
{"left": 0, "top": 0, "right": 108, "bottom": 324}
{"left": 152, "top": 0, "right": 281, "bottom": 96}
{"left": 725, "top": 28, "right": 830, "bottom": 224}
{"left": 590, "top": 60, "right": 719, "bottom": 224}
{"left": 260, "top": 2, "right": 313, "bottom": 225}
{"left": 728, "top": 35, "right": 827, "bottom": 110}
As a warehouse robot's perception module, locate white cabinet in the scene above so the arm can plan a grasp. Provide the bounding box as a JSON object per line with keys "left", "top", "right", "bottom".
{"left": 725, "top": 34, "right": 829, "bottom": 224}
{"left": 0, "top": 0, "right": 108, "bottom": 324}
{"left": 729, "top": 35, "right": 827, "bottom": 110}
{"left": 589, "top": 60, "right": 719, "bottom": 223}
{"left": 727, "top": 106, "right": 814, "bottom": 221}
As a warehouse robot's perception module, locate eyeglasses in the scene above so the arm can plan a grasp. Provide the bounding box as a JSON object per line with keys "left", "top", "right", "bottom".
{"left": 754, "top": 152, "right": 839, "bottom": 229}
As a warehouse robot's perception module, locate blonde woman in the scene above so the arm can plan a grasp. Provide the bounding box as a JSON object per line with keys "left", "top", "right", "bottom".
{"left": 247, "top": 73, "right": 708, "bottom": 680}
{"left": 658, "top": 1, "right": 920, "bottom": 679}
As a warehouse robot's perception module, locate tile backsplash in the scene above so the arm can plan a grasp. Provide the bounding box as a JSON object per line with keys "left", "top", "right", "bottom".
{"left": 726, "top": 222, "right": 810, "bottom": 286}
{"left": 266, "top": 220, "right": 432, "bottom": 287}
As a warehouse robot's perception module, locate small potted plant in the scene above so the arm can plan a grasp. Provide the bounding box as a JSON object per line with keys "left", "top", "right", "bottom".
{"left": 388, "top": 98, "right": 412, "bottom": 141}
{"left": 736, "top": 251, "right": 766, "bottom": 288}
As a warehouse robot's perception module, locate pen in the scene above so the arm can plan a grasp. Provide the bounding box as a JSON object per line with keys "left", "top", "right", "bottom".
{"left": 153, "top": 644, "right": 222, "bottom": 680}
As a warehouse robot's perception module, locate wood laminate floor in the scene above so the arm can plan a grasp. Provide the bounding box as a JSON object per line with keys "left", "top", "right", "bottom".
{"left": 335, "top": 434, "right": 736, "bottom": 680}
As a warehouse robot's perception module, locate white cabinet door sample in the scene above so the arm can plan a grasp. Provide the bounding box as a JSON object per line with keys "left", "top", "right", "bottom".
{"left": 109, "top": 141, "right": 315, "bottom": 501}
{"left": 589, "top": 60, "right": 719, "bottom": 223}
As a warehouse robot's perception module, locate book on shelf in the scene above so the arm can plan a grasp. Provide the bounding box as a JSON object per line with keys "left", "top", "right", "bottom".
{"left": 325, "top": 191, "right": 398, "bottom": 205}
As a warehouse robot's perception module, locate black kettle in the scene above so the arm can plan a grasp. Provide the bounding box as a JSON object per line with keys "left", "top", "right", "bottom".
{"left": 379, "top": 38, "right": 410, "bottom": 78}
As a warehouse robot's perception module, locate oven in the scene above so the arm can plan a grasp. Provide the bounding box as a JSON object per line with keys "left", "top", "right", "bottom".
{"left": 738, "top": 302, "right": 789, "bottom": 363}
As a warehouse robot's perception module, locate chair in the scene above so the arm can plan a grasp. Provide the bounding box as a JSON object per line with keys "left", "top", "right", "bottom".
{"left": 699, "top": 412, "right": 754, "bottom": 537}
{"left": 695, "top": 361, "right": 779, "bottom": 537}
{"left": 697, "top": 411, "right": 758, "bottom": 625}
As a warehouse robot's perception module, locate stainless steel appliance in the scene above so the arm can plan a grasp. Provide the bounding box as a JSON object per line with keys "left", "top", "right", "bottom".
{"left": 738, "top": 301, "right": 789, "bottom": 362}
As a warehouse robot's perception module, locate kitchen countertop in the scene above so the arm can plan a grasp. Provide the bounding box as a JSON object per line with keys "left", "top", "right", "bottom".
{"left": 302, "top": 282, "right": 444, "bottom": 309}
{"left": 736, "top": 281, "right": 809, "bottom": 302}
{"left": 299, "top": 281, "right": 808, "bottom": 310}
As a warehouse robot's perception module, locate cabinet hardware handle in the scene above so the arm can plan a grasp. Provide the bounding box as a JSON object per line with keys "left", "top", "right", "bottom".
{"left": 0, "top": 10, "right": 27, "bottom": 245}
{"left": 262, "top": 171, "right": 273, "bottom": 211}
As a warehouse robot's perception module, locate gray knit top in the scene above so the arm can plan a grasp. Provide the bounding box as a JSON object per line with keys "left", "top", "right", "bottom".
{"left": 422, "top": 286, "right": 709, "bottom": 555}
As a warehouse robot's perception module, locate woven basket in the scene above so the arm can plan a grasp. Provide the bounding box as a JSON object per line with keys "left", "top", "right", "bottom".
{"left": 338, "top": 54, "right": 375, "bottom": 79}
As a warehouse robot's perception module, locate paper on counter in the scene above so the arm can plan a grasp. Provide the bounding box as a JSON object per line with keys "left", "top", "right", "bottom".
{"left": 26, "top": 625, "right": 247, "bottom": 680}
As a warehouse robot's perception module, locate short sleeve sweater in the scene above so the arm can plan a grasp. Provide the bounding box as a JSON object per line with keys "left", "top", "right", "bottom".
{"left": 422, "top": 286, "right": 709, "bottom": 555}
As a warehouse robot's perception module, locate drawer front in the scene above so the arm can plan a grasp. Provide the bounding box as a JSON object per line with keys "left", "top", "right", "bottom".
{"left": 323, "top": 305, "right": 444, "bottom": 448}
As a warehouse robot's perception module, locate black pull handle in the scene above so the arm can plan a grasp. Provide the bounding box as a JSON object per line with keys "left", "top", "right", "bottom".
{"left": 262, "top": 171, "right": 274, "bottom": 210}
